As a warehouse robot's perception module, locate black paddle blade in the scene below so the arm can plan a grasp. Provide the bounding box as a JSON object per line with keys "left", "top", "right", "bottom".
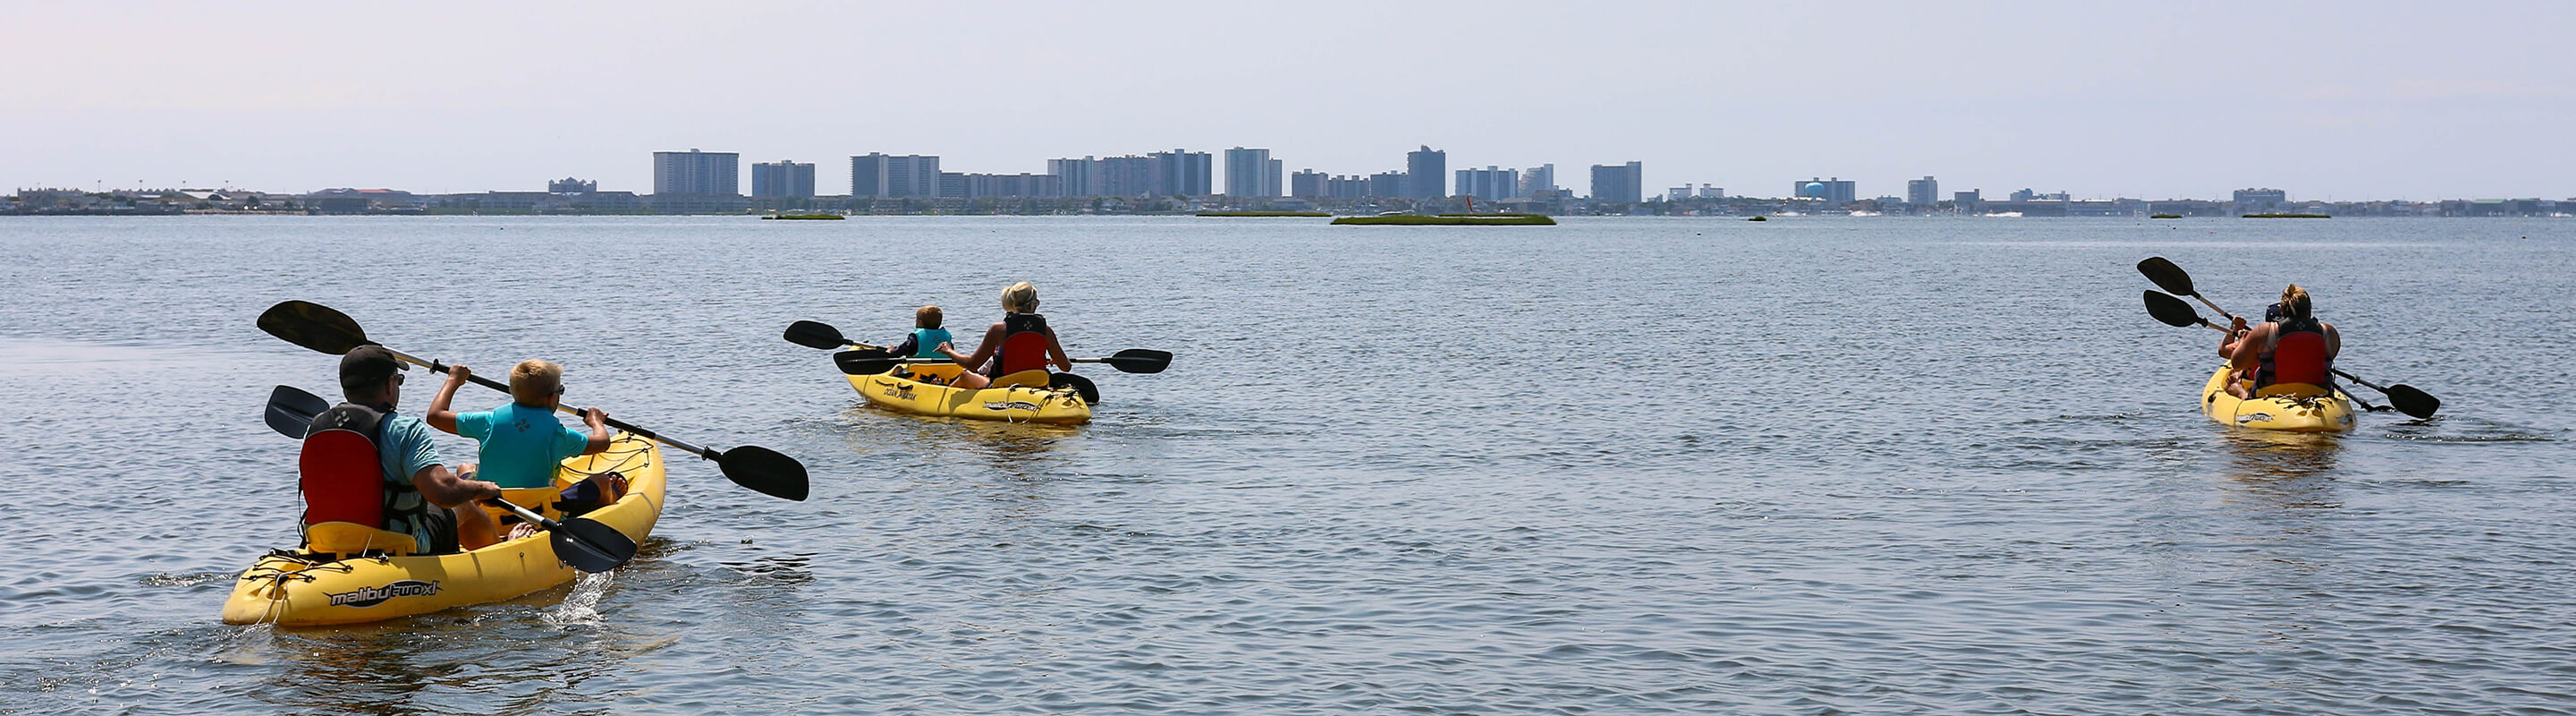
{"left": 2383, "top": 384, "right": 2442, "bottom": 420}
{"left": 549, "top": 516, "right": 639, "bottom": 573}
{"left": 2137, "top": 257, "right": 2196, "bottom": 296}
{"left": 833, "top": 349, "right": 899, "bottom": 375}
{"left": 2143, "top": 291, "right": 2207, "bottom": 328}
{"left": 1101, "top": 349, "right": 1173, "bottom": 374}
{"left": 715, "top": 445, "right": 810, "bottom": 501}
{"left": 258, "top": 300, "right": 371, "bottom": 355}
{"left": 784, "top": 320, "right": 852, "bottom": 350}
{"left": 1051, "top": 371, "right": 1101, "bottom": 405}
{"left": 265, "top": 385, "right": 332, "bottom": 439}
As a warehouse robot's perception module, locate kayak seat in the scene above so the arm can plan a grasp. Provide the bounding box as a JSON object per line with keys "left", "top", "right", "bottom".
{"left": 991, "top": 370, "right": 1051, "bottom": 389}
{"left": 304, "top": 521, "right": 421, "bottom": 557}
{"left": 479, "top": 487, "right": 564, "bottom": 526}
{"left": 2254, "top": 382, "right": 2329, "bottom": 398}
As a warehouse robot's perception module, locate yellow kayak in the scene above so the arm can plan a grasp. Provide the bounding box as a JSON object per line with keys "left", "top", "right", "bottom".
{"left": 221, "top": 433, "right": 665, "bottom": 626}
{"left": 843, "top": 359, "right": 1090, "bottom": 424}
{"left": 2199, "top": 364, "right": 2356, "bottom": 432}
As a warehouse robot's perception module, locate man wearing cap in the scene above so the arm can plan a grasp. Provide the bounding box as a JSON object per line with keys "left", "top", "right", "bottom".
{"left": 338, "top": 345, "right": 507, "bottom": 553}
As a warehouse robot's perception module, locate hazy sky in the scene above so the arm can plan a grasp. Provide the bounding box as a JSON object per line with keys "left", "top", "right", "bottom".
{"left": 6, "top": 1, "right": 2572, "bottom": 200}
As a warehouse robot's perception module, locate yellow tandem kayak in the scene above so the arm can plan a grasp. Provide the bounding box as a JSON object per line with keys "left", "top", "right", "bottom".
{"left": 2199, "top": 364, "right": 2357, "bottom": 433}
{"left": 841, "top": 358, "right": 1090, "bottom": 424}
{"left": 220, "top": 433, "right": 665, "bottom": 626}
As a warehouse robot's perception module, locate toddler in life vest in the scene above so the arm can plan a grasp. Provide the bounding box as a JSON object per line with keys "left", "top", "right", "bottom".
{"left": 426, "top": 360, "right": 621, "bottom": 540}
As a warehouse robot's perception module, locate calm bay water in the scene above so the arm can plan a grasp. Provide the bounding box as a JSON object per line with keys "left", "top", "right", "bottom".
{"left": 1, "top": 215, "right": 2571, "bottom": 714}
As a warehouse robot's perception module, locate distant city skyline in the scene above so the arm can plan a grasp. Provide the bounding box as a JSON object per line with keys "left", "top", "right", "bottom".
{"left": 7, "top": 3, "right": 2575, "bottom": 200}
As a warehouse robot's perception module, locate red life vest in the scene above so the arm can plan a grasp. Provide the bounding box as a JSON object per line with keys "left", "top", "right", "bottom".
{"left": 2258, "top": 318, "right": 2331, "bottom": 388}
{"left": 993, "top": 312, "right": 1056, "bottom": 376}
{"left": 300, "top": 404, "right": 388, "bottom": 527}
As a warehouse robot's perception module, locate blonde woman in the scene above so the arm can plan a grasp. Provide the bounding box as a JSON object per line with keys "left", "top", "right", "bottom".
{"left": 2218, "top": 284, "right": 2341, "bottom": 398}
{"left": 937, "top": 281, "right": 1073, "bottom": 390}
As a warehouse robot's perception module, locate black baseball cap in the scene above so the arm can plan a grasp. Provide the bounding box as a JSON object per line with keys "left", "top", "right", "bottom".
{"left": 339, "top": 345, "right": 408, "bottom": 388}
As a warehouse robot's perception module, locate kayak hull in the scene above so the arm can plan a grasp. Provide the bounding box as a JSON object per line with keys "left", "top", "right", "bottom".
{"left": 2199, "top": 365, "right": 2356, "bottom": 433}
{"left": 840, "top": 357, "right": 1090, "bottom": 424}
{"left": 220, "top": 433, "right": 665, "bottom": 626}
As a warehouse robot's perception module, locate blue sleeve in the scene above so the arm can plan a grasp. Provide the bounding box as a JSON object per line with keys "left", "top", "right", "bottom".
{"left": 888, "top": 335, "right": 918, "bottom": 357}
{"left": 554, "top": 423, "right": 593, "bottom": 461}
{"left": 383, "top": 417, "right": 442, "bottom": 486}
{"left": 454, "top": 410, "right": 494, "bottom": 440}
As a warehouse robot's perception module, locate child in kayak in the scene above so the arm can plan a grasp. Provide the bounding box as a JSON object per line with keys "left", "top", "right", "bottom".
{"left": 883, "top": 305, "right": 955, "bottom": 361}
{"left": 425, "top": 360, "right": 622, "bottom": 540}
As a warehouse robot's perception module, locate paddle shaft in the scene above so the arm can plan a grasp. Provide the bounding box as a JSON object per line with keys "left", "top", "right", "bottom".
{"left": 377, "top": 345, "right": 726, "bottom": 462}
{"left": 2186, "top": 294, "right": 2239, "bottom": 324}
{"left": 487, "top": 496, "right": 570, "bottom": 533}
{"left": 2331, "top": 368, "right": 2390, "bottom": 392}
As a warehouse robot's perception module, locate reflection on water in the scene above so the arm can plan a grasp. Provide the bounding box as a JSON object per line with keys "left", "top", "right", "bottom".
{"left": 835, "top": 402, "right": 1080, "bottom": 477}
{"left": 2219, "top": 430, "right": 2344, "bottom": 509}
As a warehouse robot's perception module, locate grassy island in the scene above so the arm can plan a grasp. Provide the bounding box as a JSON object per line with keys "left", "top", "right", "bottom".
{"left": 1197, "top": 210, "right": 1330, "bottom": 217}
{"left": 2150, "top": 213, "right": 2183, "bottom": 219}
{"left": 762, "top": 214, "right": 845, "bottom": 220}
{"left": 2241, "top": 213, "right": 2329, "bottom": 218}
{"left": 1332, "top": 214, "right": 1555, "bottom": 226}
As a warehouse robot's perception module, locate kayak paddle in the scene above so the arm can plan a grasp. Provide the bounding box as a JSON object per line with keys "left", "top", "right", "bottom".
{"left": 797, "top": 320, "right": 1170, "bottom": 374}
{"left": 2137, "top": 256, "right": 2241, "bottom": 322}
{"left": 2331, "top": 369, "right": 2441, "bottom": 419}
{"left": 833, "top": 348, "right": 1104, "bottom": 405}
{"left": 783, "top": 320, "right": 881, "bottom": 351}
{"left": 262, "top": 384, "right": 639, "bottom": 572}
{"left": 832, "top": 347, "right": 1170, "bottom": 377}
{"left": 258, "top": 300, "right": 809, "bottom": 501}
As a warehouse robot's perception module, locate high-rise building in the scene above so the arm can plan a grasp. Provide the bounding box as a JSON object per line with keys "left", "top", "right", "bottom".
{"left": 1098, "top": 155, "right": 1157, "bottom": 197}
{"left": 1048, "top": 158, "right": 1097, "bottom": 197}
{"left": 1590, "top": 161, "right": 1644, "bottom": 202}
{"left": 652, "top": 149, "right": 740, "bottom": 196}
{"left": 1148, "top": 149, "right": 1212, "bottom": 196}
{"left": 751, "top": 160, "right": 817, "bottom": 199}
{"left": 1405, "top": 146, "right": 1446, "bottom": 199}
{"left": 1793, "top": 177, "right": 1857, "bottom": 203}
{"left": 2233, "top": 187, "right": 2287, "bottom": 209}
{"left": 1290, "top": 170, "right": 1329, "bottom": 198}
{"left": 1521, "top": 164, "right": 1556, "bottom": 196}
{"left": 1224, "top": 148, "right": 1282, "bottom": 197}
{"left": 851, "top": 154, "right": 941, "bottom": 198}
{"left": 960, "top": 173, "right": 1063, "bottom": 199}
{"left": 1953, "top": 190, "right": 1981, "bottom": 206}
{"left": 1906, "top": 176, "right": 1938, "bottom": 206}
{"left": 1454, "top": 166, "right": 1519, "bottom": 200}
{"left": 1369, "top": 171, "right": 1407, "bottom": 199}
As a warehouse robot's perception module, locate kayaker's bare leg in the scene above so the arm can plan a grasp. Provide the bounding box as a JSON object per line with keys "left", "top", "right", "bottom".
{"left": 948, "top": 370, "right": 991, "bottom": 390}
{"left": 456, "top": 504, "right": 502, "bottom": 550}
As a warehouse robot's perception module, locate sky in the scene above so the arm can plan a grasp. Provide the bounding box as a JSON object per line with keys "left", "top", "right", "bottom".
{"left": 5, "top": 0, "right": 2572, "bottom": 200}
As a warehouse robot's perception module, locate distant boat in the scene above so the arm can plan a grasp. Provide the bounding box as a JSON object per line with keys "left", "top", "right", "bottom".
{"left": 2150, "top": 213, "right": 2182, "bottom": 219}
{"left": 1746, "top": 216, "right": 1768, "bottom": 222}
{"left": 762, "top": 214, "right": 844, "bottom": 220}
